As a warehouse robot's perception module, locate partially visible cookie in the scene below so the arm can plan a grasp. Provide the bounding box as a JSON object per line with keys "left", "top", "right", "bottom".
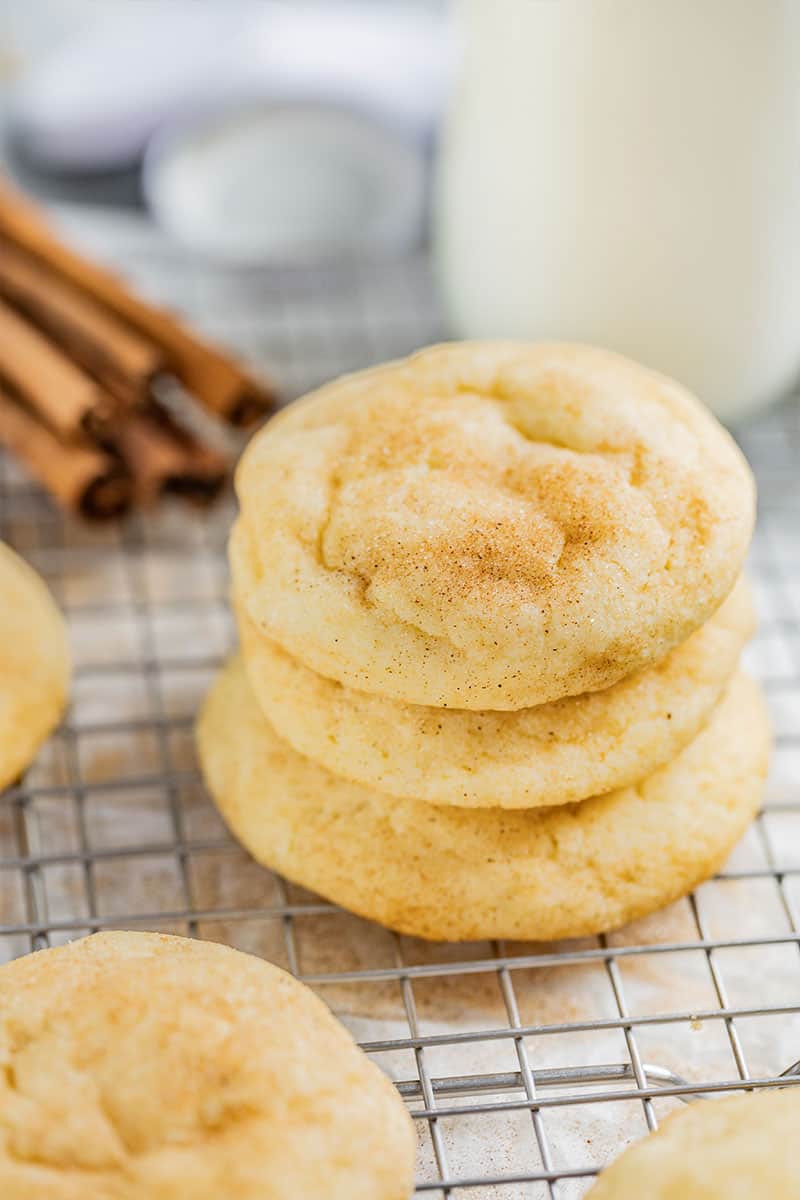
{"left": 198, "top": 660, "right": 769, "bottom": 942}
{"left": 586, "top": 1089, "right": 800, "bottom": 1198}
{"left": 233, "top": 341, "right": 754, "bottom": 709}
{"left": 0, "top": 542, "right": 70, "bottom": 790}
{"left": 236, "top": 577, "right": 753, "bottom": 809}
{"left": 0, "top": 931, "right": 416, "bottom": 1200}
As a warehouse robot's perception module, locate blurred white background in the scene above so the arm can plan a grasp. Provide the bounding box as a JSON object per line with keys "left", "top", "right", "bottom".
{"left": 1, "top": 0, "right": 448, "bottom": 260}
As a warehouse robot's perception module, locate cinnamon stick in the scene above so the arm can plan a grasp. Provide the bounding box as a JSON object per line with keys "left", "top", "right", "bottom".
{"left": 0, "top": 387, "right": 132, "bottom": 520}
{"left": 107, "top": 406, "right": 229, "bottom": 508}
{"left": 0, "top": 240, "right": 164, "bottom": 405}
{"left": 0, "top": 180, "right": 277, "bottom": 425}
{"left": 0, "top": 298, "right": 117, "bottom": 438}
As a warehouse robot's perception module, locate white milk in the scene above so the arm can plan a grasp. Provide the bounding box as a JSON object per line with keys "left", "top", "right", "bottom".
{"left": 434, "top": 0, "right": 800, "bottom": 421}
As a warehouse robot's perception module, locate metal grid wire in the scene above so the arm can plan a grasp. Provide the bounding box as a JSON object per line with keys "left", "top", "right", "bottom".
{"left": 1, "top": 204, "right": 800, "bottom": 1197}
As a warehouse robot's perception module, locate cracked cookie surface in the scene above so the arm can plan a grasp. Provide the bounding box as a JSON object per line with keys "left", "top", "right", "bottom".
{"left": 233, "top": 342, "right": 754, "bottom": 709}
{"left": 0, "top": 931, "right": 415, "bottom": 1200}
{"left": 198, "top": 659, "right": 769, "bottom": 942}
{"left": 587, "top": 1089, "right": 800, "bottom": 1198}
{"left": 0, "top": 543, "right": 70, "bottom": 791}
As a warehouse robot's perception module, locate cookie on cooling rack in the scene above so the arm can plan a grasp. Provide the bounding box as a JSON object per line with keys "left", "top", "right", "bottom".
{"left": 235, "top": 577, "right": 754, "bottom": 809}
{"left": 232, "top": 341, "right": 754, "bottom": 710}
{"left": 586, "top": 1088, "right": 800, "bottom": 1198}
{"left": 0, "top": 542, "right": 70, "bottom": 791}
{"left": 0, "top": 932, "right": 415, "bottom": 1200}
{"left": 197, "top": 660, "right": 769, "bottom": 942}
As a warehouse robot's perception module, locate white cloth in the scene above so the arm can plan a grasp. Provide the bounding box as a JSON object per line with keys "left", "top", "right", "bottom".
{"left": 11, "top": 1, "right": 450, "bottom": 171}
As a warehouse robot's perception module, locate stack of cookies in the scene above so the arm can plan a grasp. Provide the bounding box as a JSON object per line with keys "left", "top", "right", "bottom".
{"left": 199, "top": 342, "right": 770, "bottom": 942}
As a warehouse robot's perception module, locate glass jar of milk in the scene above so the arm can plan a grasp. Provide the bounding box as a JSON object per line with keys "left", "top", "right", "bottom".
{"left": 434, "top": 0, "right": 800, "bottom": 422}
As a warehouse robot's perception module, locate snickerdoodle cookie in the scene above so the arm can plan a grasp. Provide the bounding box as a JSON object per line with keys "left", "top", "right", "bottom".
{"left": 0, "top": 931, "right": 415, "bottom": 1200}
{"left": 0, "top": 542, "right": 69, "bottom": 790}
{"left": 198, "top": 659, "right": 769, "bottom": 942}
{"left": 232, "top": 342, "right": 754, "bottom": 709}
{"left": 586, "top": 1088, "right": 800, "bottom": 1199}
{"left": 236, "top": 577, "right": 753, "bottom": 808}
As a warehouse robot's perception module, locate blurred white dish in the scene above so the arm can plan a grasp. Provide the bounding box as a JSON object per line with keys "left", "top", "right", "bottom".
{"left": 143, "top": 103, "right": 427, "bottom": 262}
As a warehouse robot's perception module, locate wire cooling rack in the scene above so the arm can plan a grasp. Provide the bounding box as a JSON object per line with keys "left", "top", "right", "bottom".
{"left": 1, "top": 204, "right": 800, "bottom": 1198}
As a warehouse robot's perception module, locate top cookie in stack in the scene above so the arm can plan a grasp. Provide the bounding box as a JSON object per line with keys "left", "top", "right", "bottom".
{"left": 201, "top": 342, "right": 768, "bottom": 942}
{"left": 231, "top": 342, "right": 753, "bottom": 710}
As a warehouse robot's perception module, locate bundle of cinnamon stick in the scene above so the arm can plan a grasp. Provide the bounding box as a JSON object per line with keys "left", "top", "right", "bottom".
{"left": 0, "top": 180, "right": 277, "bottom": 519}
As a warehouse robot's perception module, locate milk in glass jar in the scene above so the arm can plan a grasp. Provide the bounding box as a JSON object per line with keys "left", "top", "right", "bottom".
{"left": 434, "top": 0, "right": 800, "bottom": 421}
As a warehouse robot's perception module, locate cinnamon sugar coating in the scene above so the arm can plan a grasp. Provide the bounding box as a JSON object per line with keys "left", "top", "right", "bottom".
{"left": 233, "top": 342, "right": 754, "bottom": 709}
